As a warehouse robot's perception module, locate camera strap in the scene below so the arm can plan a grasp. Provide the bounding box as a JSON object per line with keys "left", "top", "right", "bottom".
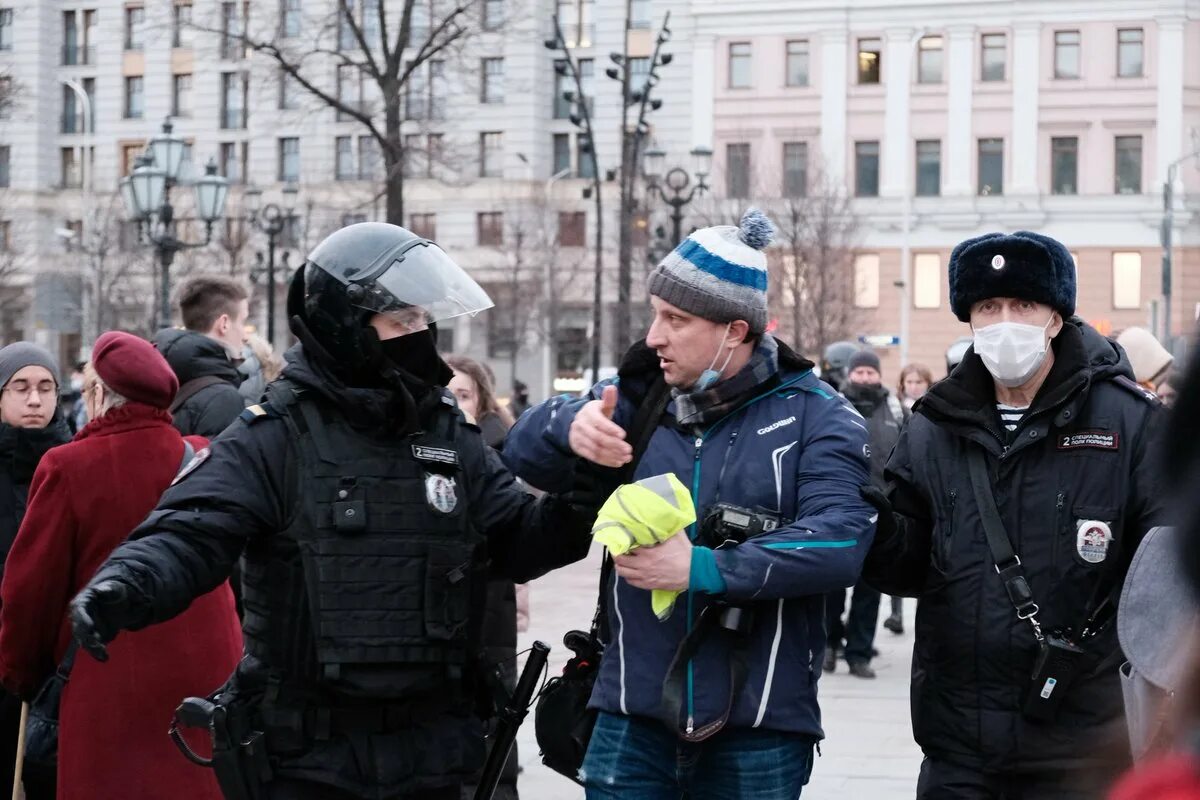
{"left": 966, "top": 445, "right": 1046, "bottom": 643}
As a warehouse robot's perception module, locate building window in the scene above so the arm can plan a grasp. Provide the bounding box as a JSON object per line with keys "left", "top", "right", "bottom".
{"left": 124, "top": 76, "right": 144, "bottom": 119}
{"left": 63, "top": 11, "right": 79, "bottom": 64}
{"left": 1115, "top": 135, "right": 1142, "bottom": 194}
{"left": 125, "top": 5, "right": 144, "bottom": 50}
{"left": 0, "top": 221, "right": 10, "bottom": 252}
{"left": 0, "top": 146, "right": 9, "bottom": 187}
{"left": 0, "top": 9, "right": 12, "bottom": 51}
{"left": 173, "top": 3, "right": 193, "bottom": 47}
{"left": 218, "top": 141, "right": 245, "bottom": 183}
{"left": 62, "top": 85, "right": 81, "bottom": 133}
{"left": 278, "top": 137, "right": 300, "bottom": 182}
{"left": 628, "top": 57, "right": 651, "bottom": 96}
{"left": 482, "top": 0, "right": 503, "bottom": 30}
{"left": 335, "top": 136, "right": 354, "bottom": 180}
{"left": 857, "top": 38, "right": 881, "bottom": 84}
{"left": 477, "top": 212, "right": 504, "bottom": 246}
{"left": 172, "top": 74, "right": 193, "bottom": 118}
{"left": 556, "top": 0, "right": 594, "bottom": 48}
{"left": 854, "top": 254, "right": 880, "bottom": 308}
{"left": 119, "top": 142, "right": 143, "bottom": 176}
{"left": 408, "top": 213, "right": 436, "bottom": 240}
{"left": 1051, "top": 136, "right": 1078, "bottom": 195}
{"left": 577, "top": 134, "right": 595, "bottom": 179}
{"left": 403, "top": 134, "right": 423, "bottom": 178}
{"left": 337, "top": 0, "right": 355, "bottom": 50}
{"left": 912, "top": 253, "right": 941, "bottom": 308}
{"left": 280, "top": 0, "right": 301, "bottom": 38}
{"left": 1118, "top": 28, "right": 1143, "bottom": 78}
{"left": 728, "top": 42, "right": 752, "bottom": 88}
{"left": 915, "top": 140, "right": 941, "bottom": 197}
{"left": 221, "top": 2, "right": 243, "bottom": 60}
{"left": 61, "top": 148, "right": 80, "bottom": 188}
{"left": 785, "top": 40, "right": 809, "bottom": 87}
{"left": 1054, "top": 30, "right": 1080, "bottom": 79}
{"left": 337, "top": 64, "right": 363, "bottom": 120}
{"left": 279, "top": 70, "right": 300, "bottom": 110}
{"left": 782, "top": 142, "right": 807, "bottom": 197}
{"left": 359, "top": 136, "right": 380, "bottom": 180}
{"left": 553, "top": 58, "right": 593, "bottom": 118}
{"left": 980, "top": 33, "right": 1006, "bottom": 81}
{"left": 855, "top": 141, "right": 879, "bottom": 197}
{"left": 220, "top": 72, "right": 247, "bottom": 129}
{"left": 1112, "top": 252, "right": 1141, "bottom": 309}
{"left": 558, "top": 211, "right": 586, "bottom": 247}
{"left": 725, "top": 143, "right": 750, "bottom": 198}
{"left": 630, "top": 0, "right": 650, "bottom": 30}
{"left": 481, "top": 57, "right": 504, "bottom": 103}
{"left": 479, "top": 131, "right": 503, "bottom": 178}
{"left": 552, "top": 133, "right": 571, "bottom": 176}
{"left": 917, "top": 35, "right": 944, "bottom": 84}
{"left": 977, "top": 138, "right": 1003, "bottom": 195}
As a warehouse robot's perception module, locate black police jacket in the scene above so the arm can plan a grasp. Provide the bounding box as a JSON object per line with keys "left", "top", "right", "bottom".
{"left": 863, "top": 318, "right": 1168, "bottom": 774}
{"left": 86, "top": 345, "right": 596, "bottom": 796}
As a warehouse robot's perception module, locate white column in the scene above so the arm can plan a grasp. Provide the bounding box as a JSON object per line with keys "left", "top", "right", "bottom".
{"left": 945, "top": 25, "right": 975, "bottom": 196}
{"left": 1156, "top": 17, "right": 1186, "bottom": 185}
{"left": 1009, "top": 22, "right": 1040, "bottom": 195}
{"left": 881, "top": 27, "right": 914, "bottom": 198}
{"left": 819, "top": 29, "right": 848, "bottom": 186}
{"left": 691, "top": 34, "right": 716, "bottom": 150}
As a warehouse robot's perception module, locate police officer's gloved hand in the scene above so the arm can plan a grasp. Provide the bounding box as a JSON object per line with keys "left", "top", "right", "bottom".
{"left": 69, "top": 579, "right": 132, "bottom": 663}
{"left": 860, "top": 486, "right": 897, "bottom": 541}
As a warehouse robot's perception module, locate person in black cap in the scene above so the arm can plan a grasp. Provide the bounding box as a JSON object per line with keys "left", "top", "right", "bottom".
{"left": 65, "top": 223, "right": 604, "bottom": 800}
{"left": 863, "top": 231, "right": 1169, "bottom": 798}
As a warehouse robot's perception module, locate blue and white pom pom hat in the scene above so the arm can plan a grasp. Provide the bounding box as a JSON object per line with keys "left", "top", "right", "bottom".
{"left": 647, "top": 208, "right": 775, "bottom": 334}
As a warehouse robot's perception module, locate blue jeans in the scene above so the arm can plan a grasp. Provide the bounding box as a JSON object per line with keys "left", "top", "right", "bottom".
{"left": 581, "top": 712, "right": 815, "bottom": 800}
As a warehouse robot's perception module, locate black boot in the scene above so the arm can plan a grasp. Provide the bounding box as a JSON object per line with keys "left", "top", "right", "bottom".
{"left": 847, "top": 661, "right": 876, "bottom": 679}
{"left": 883, "top": 614, "right": 904, "bottom": 634}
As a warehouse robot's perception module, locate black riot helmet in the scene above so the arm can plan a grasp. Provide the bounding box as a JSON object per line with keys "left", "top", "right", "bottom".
{"left": 821, "top": 341, "right": 860, "bottom": 391}
{"left": 288, "top": 222, "right": 493, "bottom": 375}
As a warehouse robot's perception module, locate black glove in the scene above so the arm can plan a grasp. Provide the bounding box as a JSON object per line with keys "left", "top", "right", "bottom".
{"left": 69, "top": 579, "right": 132, "bottom": 663}
{"left": 860, "top": 485, "right": 897, "bottom": 542}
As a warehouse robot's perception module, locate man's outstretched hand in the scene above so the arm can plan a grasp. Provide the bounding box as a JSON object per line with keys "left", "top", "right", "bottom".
{"left": 69, "top": 580, "right": 131, "bottom": 663}
{"left": 568, "top": 385, "right": 633, "bottom": 468}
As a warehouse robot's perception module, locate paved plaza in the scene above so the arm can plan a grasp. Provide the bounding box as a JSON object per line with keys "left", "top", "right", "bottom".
{"left": 514, "top": 545, "right": 923, "bottom": 799}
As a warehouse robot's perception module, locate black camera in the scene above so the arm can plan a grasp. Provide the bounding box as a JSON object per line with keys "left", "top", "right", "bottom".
{"left": 699, "top": 503, "right": 782, "bottom": 548}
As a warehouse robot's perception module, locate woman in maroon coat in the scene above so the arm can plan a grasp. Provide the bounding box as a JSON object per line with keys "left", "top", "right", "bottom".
{"left": 0, "top": 331, "right": 242, "bottom": 800}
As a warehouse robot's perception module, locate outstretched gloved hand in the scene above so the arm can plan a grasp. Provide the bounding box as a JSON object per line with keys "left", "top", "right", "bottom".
{"left": 69, "top": 579, "right": 132, "bottom": 663}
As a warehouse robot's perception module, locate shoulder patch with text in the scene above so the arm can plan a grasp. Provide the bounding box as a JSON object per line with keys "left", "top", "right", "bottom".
{"left": 1057, "top": 431, "right": 1119, "bottom": 451}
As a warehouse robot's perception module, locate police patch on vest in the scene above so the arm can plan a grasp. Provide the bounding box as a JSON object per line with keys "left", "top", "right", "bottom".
{"left": 425, "top": 473, "right": 458, "bottom": 514}
{"left": 171, "top": 447, "right": 210, "bottom": 486}
{"left": 1057, "top": 431, "right": 1119, "bottom": 451}
{"left": 1076, "top": 519, "right": 1113, "bottom": 564}
{"left": 413, "top": 445, "right": 459, "bottom": 466}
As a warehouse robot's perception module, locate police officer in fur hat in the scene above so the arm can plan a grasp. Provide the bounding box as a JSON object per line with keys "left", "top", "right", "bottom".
{"left": 66, "top": 223, "right": 605, "bottom": 800}
{"left": 863, "top": 231, "right": 1169, "bottom": 798}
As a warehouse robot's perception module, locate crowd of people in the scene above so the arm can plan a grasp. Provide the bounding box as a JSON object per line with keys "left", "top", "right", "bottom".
{"left": 0, "top": 214, "right": 1194, "bottom": 800}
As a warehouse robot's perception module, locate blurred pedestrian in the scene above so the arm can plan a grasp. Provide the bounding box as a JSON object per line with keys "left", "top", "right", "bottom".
{"left": 1158, "top": 368, "right": 1179, "bottom": 408}
{"left": 58, "top": 362, "right": 87, "bottom": 435}
{"left": 826, "top": 350, "right": 906, "bottom": 676}
{"left": 154, "top": 275, "right": 249, "bottom": 437}
{"left": 0, "top": 341, "right": 71, "bottom": 799}
{"left": 865, "top": 231, "right": 1168, "bottom": 798}
{"left": 446, "top": 353, "right": 522, "bottom": 800}
{"left": 508, "top": 380, "right": 531, "bottom": 420}
{"left": 1117, "top": 327, "right": 1174, "bottom": 395}
{"left": 0, "top": 331, "right": 242, "bottom": 800}
{"left": 238, "top": 332, "right": 284, "bottom": 406}
{"left": 898, "top": 362, "right": 933, "bottom": 411}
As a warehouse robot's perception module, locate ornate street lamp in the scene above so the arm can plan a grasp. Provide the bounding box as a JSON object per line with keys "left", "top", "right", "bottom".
{"left": 643, "top": 146, "right": 711, "bottom": 245}
{"left": 245, "top": 183, "right": 299, "bottom": 345}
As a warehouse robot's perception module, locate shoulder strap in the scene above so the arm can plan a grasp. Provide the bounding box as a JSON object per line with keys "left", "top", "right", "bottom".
{"left": 170, "top": 375, "right": 227, "bottom": 414}
{"left": 966, "top": 445, "right": 1044, "bottom": 640}
{"left": 592, "top": 378, "right": 672, "bottom": 643}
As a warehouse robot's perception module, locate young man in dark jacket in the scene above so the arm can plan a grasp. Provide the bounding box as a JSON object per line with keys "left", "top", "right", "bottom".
{"left": 825, "top": 349, "right": 906, "bottom": 679}
{"left": 154, "top": 275, "right": 249, "bottom": 438}
{"left": 0, "top": 341, "right": 71, "bottom": 800}
{"left": 864, "top": 231, "right": 1168, "bottom": 798}
{"left": 503, "top": 210, "right": 874, "bottom": 799}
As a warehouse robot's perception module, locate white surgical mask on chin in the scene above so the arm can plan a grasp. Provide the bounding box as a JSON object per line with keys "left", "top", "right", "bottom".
{"left": 692, "top": 322, "right": 734, "bottom": 392}
{"left": 972, "top": 317, "right": 1054, "bottom": 388}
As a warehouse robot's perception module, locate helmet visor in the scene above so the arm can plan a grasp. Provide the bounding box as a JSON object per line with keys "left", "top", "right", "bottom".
{"left": 342, "top": 240, "right": 494, "bottom": 326}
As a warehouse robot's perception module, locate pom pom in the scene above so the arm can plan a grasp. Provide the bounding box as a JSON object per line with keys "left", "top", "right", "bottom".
{"left": 737, "top": 207, "right": 775, "bottom": 250}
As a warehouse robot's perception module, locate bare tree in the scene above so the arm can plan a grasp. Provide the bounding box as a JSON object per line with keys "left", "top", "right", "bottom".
{"left": 770, "top": 171, "right": 860, "bottom": 355}
{"left": 194, "top": 0, "right": 501, "bottom": 225}
{"left": 77, "top": 192, "right": 153, "bottom": 338}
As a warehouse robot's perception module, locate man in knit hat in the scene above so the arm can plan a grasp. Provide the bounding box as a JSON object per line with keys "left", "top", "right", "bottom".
{"left": 863, "top": 231, "right": 1169, "bottom": 797}
{"left": 504, "top": 210, "right": 875, "bottom": 798}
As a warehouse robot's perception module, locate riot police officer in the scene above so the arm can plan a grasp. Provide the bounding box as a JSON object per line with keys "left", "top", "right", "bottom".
{"left": 820, "top": 340, "right": 860, "bottom": 391}
{"left": 68, "top": 223, "right": 601, "bottom": 800}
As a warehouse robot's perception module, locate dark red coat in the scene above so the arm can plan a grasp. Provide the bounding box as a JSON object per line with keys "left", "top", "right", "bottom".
{"left": 0, "top": 403, "right": 242, "bottom": 800}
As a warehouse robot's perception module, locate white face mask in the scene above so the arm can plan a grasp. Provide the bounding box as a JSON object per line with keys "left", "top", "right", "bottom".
{"left": 972, "top": 317, "right": 1054, "bottom": 388}
{"left": 693, "top": 322, "right": 735, "bottom": 392}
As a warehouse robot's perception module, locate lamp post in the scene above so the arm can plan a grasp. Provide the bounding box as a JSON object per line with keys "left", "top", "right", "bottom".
{"left": 245, "top": 183, "right": 299, "bottom": 346}
{"left": 62, "top": 78, "right": 96, "bottom": 352}
{"left": 642, "top": 146, "right": 712, "bottom": 245}
{"left": 120, "top": 119, "right": 229, "bottom": 330}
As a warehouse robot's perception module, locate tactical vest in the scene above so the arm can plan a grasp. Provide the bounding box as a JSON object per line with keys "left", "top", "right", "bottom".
{"left": 240, "top": 383, "right": 487, "bottom": 701}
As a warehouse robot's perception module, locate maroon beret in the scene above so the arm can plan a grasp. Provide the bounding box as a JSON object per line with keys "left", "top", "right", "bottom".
{"left": 92, "top": 331, "right": 179, "bottom": 410}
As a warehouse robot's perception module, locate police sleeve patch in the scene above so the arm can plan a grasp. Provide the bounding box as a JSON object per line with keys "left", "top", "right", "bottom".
{"left": 239, "top": 404, "right": 271, "bottom": 424}
{"left": 171, "top": 447, "right": 211, "bottom": 486}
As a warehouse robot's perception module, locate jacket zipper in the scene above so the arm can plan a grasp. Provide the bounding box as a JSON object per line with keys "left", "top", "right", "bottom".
{"left": 1052, "top": 491, "right": 1066, "bottom": 575}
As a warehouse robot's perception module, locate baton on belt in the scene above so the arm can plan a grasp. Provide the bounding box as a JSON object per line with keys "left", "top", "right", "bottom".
{"left": 473, "top": 640, "right": 550, "bottom": 800}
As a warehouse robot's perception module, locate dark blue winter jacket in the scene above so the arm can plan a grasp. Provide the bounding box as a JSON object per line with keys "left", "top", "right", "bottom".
{"left": 503, "top": 339, "right": 875, "bottom": 739}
